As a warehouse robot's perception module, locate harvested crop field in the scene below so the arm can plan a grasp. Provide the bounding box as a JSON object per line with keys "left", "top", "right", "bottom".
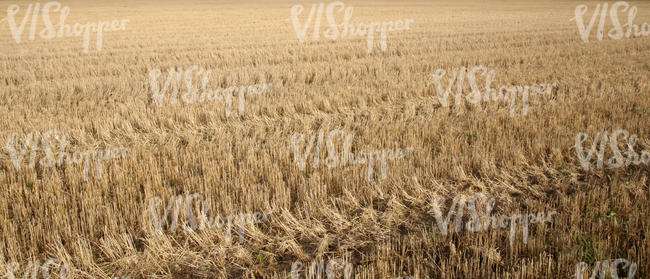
{"left": 0, "top": 0, "right": 649, "bottom": 278}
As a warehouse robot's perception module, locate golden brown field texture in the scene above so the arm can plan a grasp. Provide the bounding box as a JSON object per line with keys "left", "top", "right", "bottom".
{"left": 0, "top": 0, "right": 649, "bottom": 278}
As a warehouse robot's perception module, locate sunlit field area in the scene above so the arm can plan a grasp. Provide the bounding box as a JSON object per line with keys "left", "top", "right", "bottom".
{"left": 1, "top": 0, "right": 649, "bottom": 278}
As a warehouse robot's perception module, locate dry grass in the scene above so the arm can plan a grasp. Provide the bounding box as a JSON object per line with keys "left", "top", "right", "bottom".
{"left": 0, "top": 0, "right": 649, "bottom": 278}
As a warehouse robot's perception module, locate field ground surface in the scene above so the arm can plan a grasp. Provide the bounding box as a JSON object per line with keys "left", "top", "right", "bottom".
{"left": 0, "top": 0, "right": 649, "bottom": 278}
